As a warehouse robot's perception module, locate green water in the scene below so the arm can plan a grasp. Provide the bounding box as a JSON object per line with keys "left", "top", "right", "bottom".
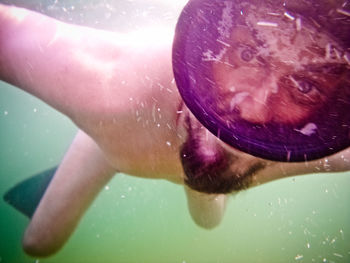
{"left": 1, "top": 1, "right": 350, "bottom": 262}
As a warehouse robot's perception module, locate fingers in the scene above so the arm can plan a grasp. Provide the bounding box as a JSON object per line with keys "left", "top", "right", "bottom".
{"left": 22, "top": 130, "right": 116, "bottom": 257}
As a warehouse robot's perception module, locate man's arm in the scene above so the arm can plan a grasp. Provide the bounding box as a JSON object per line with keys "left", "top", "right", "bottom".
{"left": 0, "top": 4, "right": 175, "bottom": 128}
{"left": 250, "top": 148, "right": 350, "bottom": 187}
{"left": 0, "top": 4, "right": 123, "bottom": 118}
{"left": 22, "top": 130, "right": 116, "bottom": 257}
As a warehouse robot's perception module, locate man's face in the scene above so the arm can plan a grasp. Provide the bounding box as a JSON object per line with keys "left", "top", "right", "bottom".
{"left": 211, "top": 5, "right": 349, "bottom": 125}
{"left": 178, "top": 1, "right": 350, "bottom": 193}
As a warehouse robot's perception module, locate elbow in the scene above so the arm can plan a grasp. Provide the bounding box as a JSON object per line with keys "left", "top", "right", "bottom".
{"left": 185, "top": 187, "right": 227, "bottom": 229}
{"left": 189, "top": 210, "right": 224, "bottom": 230}
{"left": 22, "top": 231, "right": 63, "bottom": 257}
{"left": 193, "top": 218, "right": 222, "bottom": 230}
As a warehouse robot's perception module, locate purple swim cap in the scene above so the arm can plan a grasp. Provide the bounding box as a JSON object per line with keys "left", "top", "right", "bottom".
{"left": 172, "top": 0, "right": 350, "bottom": 162}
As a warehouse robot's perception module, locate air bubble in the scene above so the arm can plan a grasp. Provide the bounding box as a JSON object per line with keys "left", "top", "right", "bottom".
{"left": 295, "top": 18, "right": 302, "bottom": 31}
{"left": 295, "top": 254, "right": 303, "bottom": 260}
{"left": 336, "top": 8, "right": 350, "bottom": 17}
{"left": 284, "top": 12, "right": 295, "bottom": 20}
{"left": 256, "top": 21, "right": 278, "bottom": 27}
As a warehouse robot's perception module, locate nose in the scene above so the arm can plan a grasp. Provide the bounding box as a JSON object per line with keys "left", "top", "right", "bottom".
{"left": 234, "top": 72, "right": 278, "bottom": 123}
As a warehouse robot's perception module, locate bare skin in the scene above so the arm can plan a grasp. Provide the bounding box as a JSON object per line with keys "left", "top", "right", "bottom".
{"left": 0, "top": 3, "right": 349, "bottom": 257}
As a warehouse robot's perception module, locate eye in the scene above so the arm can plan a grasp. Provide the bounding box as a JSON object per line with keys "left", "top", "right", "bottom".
{"left": 240, "top": 48, "right": 255, "bottom": 62}
{"left": 287, "top": 75, "right": 324, "bottom": 105}
{"left": 295, "top": 79, "right": 316, "bottom": 94}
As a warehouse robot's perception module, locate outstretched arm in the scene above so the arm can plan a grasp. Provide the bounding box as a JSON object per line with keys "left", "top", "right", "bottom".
{"left": 22, "top": 130, "right": 116, "bottom": 257}
{"left": 0, "top": 4, "right": 124, "bottom": 119}
{"left": 0, "top": 3, "right": 175, "bottom": 133}
{"left": 250, "top": 148, "right": 350, "bottom": 188}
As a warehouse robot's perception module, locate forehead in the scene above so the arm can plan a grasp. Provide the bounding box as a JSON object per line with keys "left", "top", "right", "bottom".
{"left": 228, "top": 2, "right": 345, "bottom": 67}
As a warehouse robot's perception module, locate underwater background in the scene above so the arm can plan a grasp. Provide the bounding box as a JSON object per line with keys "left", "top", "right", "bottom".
{"left": 0, "top": 0, "right": 350, "bottom": 262}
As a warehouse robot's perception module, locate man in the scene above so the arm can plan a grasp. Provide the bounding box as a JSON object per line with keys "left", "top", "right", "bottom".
{"left": 0, "top": 1, "right": 349, "bottom": 257}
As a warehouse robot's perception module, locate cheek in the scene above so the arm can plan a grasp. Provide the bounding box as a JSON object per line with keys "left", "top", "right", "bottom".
{"left": 267, "top": 92, "right": 314, "bottom": 124}
{"left": 212, "top": 62, "right": 232, "bottom": 90}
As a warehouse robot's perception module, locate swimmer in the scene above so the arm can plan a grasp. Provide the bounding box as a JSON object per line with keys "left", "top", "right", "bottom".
{"left": 0, "top": 1, "right": 349, "bottom": 257}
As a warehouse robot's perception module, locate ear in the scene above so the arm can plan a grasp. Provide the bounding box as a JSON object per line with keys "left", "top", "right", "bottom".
{"left": 184, "top": 185, "right": 227, "bottom": 229}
